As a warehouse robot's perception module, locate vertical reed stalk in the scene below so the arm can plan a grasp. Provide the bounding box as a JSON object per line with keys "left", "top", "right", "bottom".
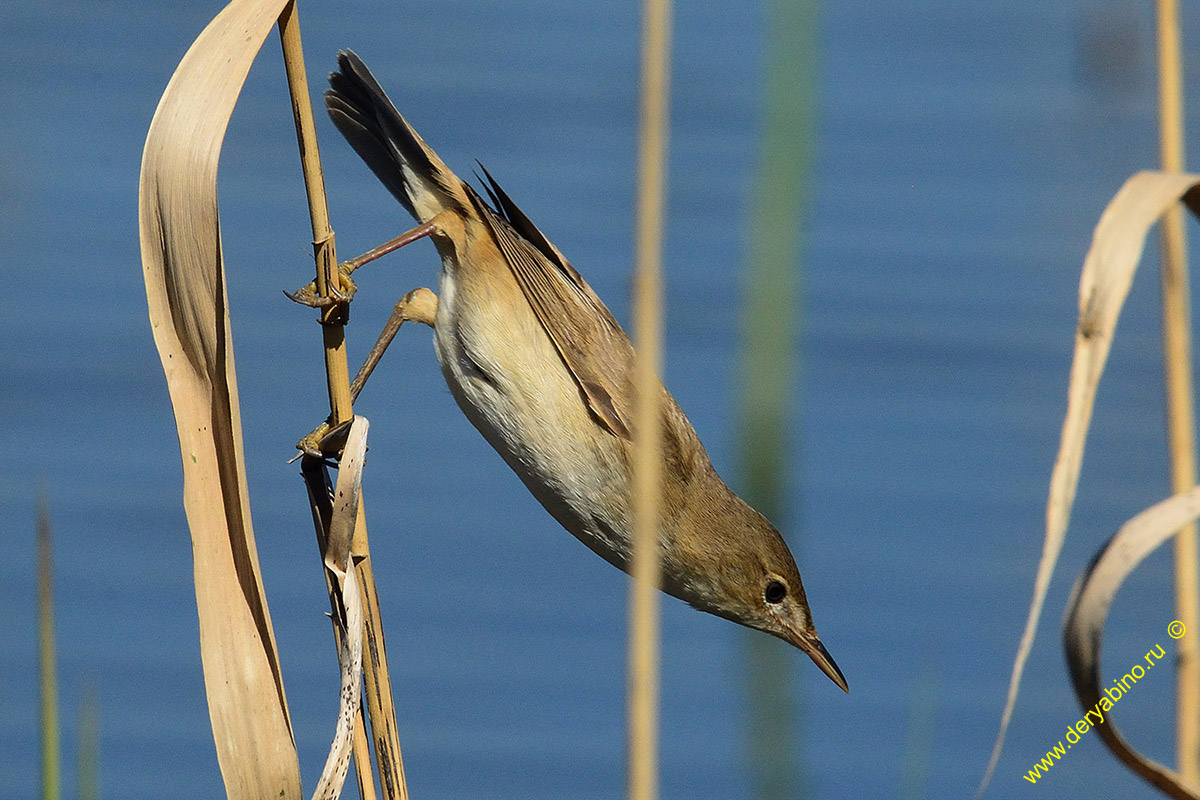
{"left": 276, "top": 3, "right": 405, "bottom": 797}
{"left": 1156, "top": 0, "right": 1200, "bottom": 784}
{"left": 37, "top": 497, "right": 59, "bottom": 800}
{"left": 629, "top": 0, "right": 671, "bottom": 798}
{"left": 738, "top": 0, "right": 816, "bottom": 797}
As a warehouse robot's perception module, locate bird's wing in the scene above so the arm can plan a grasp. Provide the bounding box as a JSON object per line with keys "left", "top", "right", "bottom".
{"left": 466, "top": 183, "right": 635, "bottom": 441}
{"left": 476, "top": 163, "right": 578, "bottom": 280}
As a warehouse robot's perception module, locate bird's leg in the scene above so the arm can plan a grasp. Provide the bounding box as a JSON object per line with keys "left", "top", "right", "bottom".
{"left": 285, "top": 220, "right": 439, "bottom": 309}
{"left": 287, "top": 219, "right": 440, "bottom": 462}
{"left": 294, "top": 287, "right": 439, "bottom": 461}
{"left": 341, "top": 220, "right": 439, "bottom": 276}
{"left": 349, "top": 287, "right": 438, "bottom": 401}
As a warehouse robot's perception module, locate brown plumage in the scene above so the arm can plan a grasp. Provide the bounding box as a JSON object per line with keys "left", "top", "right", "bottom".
{"left": 326, "top": 50, "right": 846, "bottom": 691}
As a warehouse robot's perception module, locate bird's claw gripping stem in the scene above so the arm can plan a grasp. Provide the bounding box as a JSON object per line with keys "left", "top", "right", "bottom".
{"left": 292, "top": 418, "right": 356, "bottom": 464}
{"left": 285, "top": 262, "right": 358, "bottom": 309}
{"left": 286, "top": 220, "right": 439, "bottom": 313}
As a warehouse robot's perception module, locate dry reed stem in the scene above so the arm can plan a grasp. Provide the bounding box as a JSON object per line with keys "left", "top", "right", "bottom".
{"left": 629, "top": 0, "right": 670, "bottom": 798}
{"left": 276, "top": 5, "right": 407, "bottom": 797}
{"left": 1155, "top": 0, "right": 1200, "bottom": 782}
{"left": 277, "top": 6, "right": 374, "bottom": 795}
{"left": 976, "top": 171, "right": 1200, "bottom": 797}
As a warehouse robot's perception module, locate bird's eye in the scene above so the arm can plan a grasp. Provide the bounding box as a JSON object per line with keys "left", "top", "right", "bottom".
{"left": 764, "top": 579, "right": 788, "bottom": 605}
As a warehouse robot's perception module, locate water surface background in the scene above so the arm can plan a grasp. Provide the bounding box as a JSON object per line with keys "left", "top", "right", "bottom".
{"left": 2, "top": 1, "right": 1197, "bottom": 797}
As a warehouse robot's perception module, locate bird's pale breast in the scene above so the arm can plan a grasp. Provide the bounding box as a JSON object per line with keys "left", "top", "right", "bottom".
{"left": 433, "top": 251, "right": 632, "bottom": 568}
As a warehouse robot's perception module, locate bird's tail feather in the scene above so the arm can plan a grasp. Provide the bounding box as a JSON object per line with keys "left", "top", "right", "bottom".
{"left": 325, "top": 50, "right": 467, "bottom": 222}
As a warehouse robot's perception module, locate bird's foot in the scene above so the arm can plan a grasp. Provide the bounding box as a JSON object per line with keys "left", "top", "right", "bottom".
{"left": 285, "top": 262, "right": 358, "bottom": 309}
{"left": 291, "top": 418, "right": 356, "bottom": 464}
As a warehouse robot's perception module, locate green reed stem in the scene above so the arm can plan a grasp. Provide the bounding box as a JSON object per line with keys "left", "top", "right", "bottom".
{"left": 738, "top": 1, "right": 817, "bottom": 798}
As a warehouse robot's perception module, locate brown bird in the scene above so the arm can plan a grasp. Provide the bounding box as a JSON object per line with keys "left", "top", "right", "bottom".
{"left": 322, "top": 50, "right": 846, "bottom": 692}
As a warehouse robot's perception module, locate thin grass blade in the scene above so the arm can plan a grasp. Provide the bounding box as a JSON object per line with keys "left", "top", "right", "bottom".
{"left": 37, "top": 496, "right": 59, "bottom": 800}
{"left": 78, "top": 681, "right": 98, "bottom": 800}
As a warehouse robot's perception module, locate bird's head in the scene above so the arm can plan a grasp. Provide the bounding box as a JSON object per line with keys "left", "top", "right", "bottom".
{"left": 666, "top": 498, "right": 848, "bottom": 693}
{"left": 744, "top": 561, "right": 848, "bottom": 693}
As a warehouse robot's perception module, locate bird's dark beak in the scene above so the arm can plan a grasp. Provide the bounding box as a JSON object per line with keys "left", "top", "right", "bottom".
{"left": 764, "top": 606, "right": 848, "bottom": 691}
{"left": 796, "top": 633, "right": 849, "bottom": 693}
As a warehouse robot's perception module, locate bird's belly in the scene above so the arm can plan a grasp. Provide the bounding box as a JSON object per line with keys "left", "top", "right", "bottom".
{"left": 433, "top": 268, "right": 631, "bottom": 569}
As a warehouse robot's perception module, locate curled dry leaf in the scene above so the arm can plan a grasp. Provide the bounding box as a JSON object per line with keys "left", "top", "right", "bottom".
{"left": 309, "top": 417, "right": 368, "bottom": 800}
{"left": 1064, "top": 487, "right": 1200, "bottom": 800}
{"left": 138, "top": 0, "right": 299, "bottom": 796}
{"left": 976, "top": 171, "right": 1200, "bottom": 796}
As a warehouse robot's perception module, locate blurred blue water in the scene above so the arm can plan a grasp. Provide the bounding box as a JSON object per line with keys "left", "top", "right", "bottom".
{"left": 2, "top": 0, "right": 1198, "bottom": 797}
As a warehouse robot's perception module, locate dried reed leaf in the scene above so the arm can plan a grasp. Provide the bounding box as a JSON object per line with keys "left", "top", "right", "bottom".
{"left": 309, "top": 417, "right": 368, "bottom": 800}
{"left": 976, "top": 171, "right": 1200, "bottom": 796}
{"left": 1063, "top": 487, "right": 1200, "bottom": 800}
{"left": 137, "top": 0, "right": 301, "bottom": 796}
